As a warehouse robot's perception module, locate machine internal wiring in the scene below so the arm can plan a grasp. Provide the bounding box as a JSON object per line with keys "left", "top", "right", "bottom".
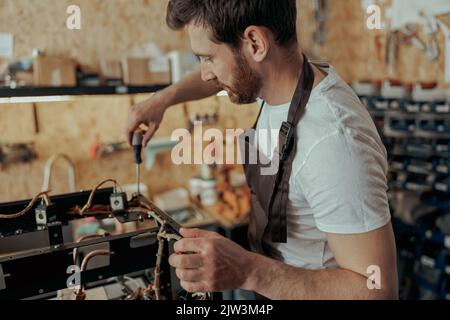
{"left": 0, "top": 180, "right": 213, "bottom": 300}
{"left": 0, "top": 191, "right": 51, "bottom": 219}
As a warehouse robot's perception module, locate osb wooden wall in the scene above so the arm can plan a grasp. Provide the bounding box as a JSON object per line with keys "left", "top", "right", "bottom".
{"left": 296, "top": 0, "right": 449, "bottom": 87}
{"left": 0, "top": 94, "right": 259, "bottom": 203}
{"left": 1, "top": 0, "right": 447, "bottom": 84}
{"left": 1, "top": 0, "right": 449, "bottom": 202}
{"left": 0, "top": 0, "right": 191, "bottom": 71}
{"left": 0, "top": 95, "right": 194, "bottom": 202}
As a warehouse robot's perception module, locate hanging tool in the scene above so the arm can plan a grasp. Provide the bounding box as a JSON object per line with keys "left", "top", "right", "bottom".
{"left": 386, "top": 30, "right": 399, "bottom": 74}
{"left": 437, "top": 14, "right": 450, "bottom": 83}
{"left": 374, "top": 35, "right": 384, "bottom": 64}
{"left": 132, "top": 131, "right": 144, "bottom": 195}
{"left": 41, "top": 154, "right": 76, "bottom": 193}
{"left": 421, "top": 12, "right": 440, "bottom": 61}
{"left": 397, "top": 15, "right": 440, "bottom": 62}
{"left": 311, "top": 0, "right": 328, "bottom": 45}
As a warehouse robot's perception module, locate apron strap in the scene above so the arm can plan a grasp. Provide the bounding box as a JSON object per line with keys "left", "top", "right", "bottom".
{"left": 251, "top": 101, "right": 265, "bottom": 130}
{"left": 267, "top": 54, "right": 315, "bottom": 243}
{"left": 288, "top": 54, "right": 315, "bottom": 128}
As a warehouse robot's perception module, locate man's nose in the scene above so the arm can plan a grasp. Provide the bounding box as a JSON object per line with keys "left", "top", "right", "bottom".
{"left": 200, "top": 63, "right": 217, "bottom": 82}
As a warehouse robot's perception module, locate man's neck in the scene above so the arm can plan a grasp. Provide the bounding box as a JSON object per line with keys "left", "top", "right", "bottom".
{"left": 259, "top": 49, "right": 304, "bottom": 106}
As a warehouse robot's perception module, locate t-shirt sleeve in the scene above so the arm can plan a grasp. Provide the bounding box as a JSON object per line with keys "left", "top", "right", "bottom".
{"left": 295, "top": 128, "right": 391, "bottom": 234}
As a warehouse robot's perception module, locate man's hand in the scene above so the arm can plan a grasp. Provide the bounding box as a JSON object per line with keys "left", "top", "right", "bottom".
{"left": 125, "top": 92, "right": 169, "bottom": 147}
{"left": 125, "top": 69, "right": 220, "bottom": 147}
{"left": 169, "top": 228, "right": 255, "bottom": 293}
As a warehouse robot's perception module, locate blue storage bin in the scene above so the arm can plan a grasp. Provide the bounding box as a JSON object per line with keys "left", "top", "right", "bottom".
{"left": 441, "top": 277, "right": 450, "bottom": 300}
{"left": 431, "top": 101, "right": 450, "bottom": 114}
{"left": 389, "top": 118, "right": 416, "bottom": 132}
{"left": 421, "top": 192, "right": 450, "bottom": 212}
{"left": 390, "top": 155, "right": 409, "bottom": 171}
{"left": 404, "top": 138, "right": 434, "bottom": 155}
{"left": 436, "top": 159, "right": 450, "bottom": 174}
{"left": 434, "top": 176, "right": 450, "bottom": 193}
{"left": 404, "top": 173, "right": 434, "bottom": 191}
{"left": 418, "top": 119, "right": 439, "bottom": 132}
{"left": 373, "top": 97, "right": 389, "bottom": 111}
{"left": 405, "top": 100, "right": 421, "bottom": 113}
{"left": 435, "top": 140, "right": 450, "bottom": 154}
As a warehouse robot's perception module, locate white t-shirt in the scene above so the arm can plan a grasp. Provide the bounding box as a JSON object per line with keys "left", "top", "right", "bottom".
{"left": 255, "top": 65, "right": 391, "bottom": 270}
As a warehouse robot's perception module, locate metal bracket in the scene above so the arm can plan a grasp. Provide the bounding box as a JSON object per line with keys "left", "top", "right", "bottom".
{"left": 47, "top": 222, "right": 64, "bottom": 248}
{"left": 0, "top": 265, "right": 4, "bottom": 290}
{"left": 35, "top": 204, "right": 58, "bottom": 227}
{"left": 0, "top": 264, "right": 8, "bottom": 291}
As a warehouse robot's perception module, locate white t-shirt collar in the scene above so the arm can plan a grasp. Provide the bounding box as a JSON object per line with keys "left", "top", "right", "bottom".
{"left": 256, "top": 64, "right": 338, "bottom": 109}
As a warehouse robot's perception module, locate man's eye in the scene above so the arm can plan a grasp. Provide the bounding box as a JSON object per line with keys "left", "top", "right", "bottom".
{"left": 198, "top": 56, "right": 212, "bottom": 63}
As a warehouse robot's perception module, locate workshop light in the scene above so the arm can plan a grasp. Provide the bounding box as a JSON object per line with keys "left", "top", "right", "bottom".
{"left": 0, "top": 96, "right": 73, "bottom": 104}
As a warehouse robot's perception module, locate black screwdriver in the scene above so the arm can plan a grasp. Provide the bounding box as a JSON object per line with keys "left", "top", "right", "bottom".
{"left": 132, "top": 131, "right": 143, "bottom": 195}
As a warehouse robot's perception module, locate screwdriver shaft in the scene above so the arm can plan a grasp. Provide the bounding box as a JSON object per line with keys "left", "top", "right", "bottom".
{"left": 136, "top": 164, "right": 140, "bottom": 195}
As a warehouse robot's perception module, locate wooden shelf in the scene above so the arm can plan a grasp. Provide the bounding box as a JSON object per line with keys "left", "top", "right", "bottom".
{"left": 0, "top": 84, "right": 169, "bottom": 98}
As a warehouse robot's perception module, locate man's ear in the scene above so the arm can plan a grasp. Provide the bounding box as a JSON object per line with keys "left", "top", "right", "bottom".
{"left": 242, "top": 26, "right": 269, "bottom": 62}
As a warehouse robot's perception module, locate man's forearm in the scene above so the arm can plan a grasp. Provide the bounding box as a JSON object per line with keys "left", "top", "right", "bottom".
{"left": 159, "top": 68, "right": 220, "bottom": 109}
{"left": 242, "top": 252, "right": 397, "bottom": 300}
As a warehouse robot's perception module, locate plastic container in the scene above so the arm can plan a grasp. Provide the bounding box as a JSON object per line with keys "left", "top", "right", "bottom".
{"left": 153, "top": 188, "right": 190, "bottom": 212}
{"left": 189, "top": 176, "right": 203, "bottom": 197}
{"left": 200, "top": 179, "right": 218, "bottom": 206}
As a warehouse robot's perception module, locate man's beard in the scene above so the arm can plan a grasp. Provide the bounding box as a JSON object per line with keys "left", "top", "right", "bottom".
{"left": 219, "top": 52, "right": 263, "bottom": 105}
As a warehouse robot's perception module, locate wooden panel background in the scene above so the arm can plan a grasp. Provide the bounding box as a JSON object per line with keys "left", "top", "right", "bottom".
{"left": 1, "top": 0, "right": 448, "bottom": 85}
{"left": 0, "top": 94, "right": 261, "bottom": 202}
{"left": 0, "top": 96, "right": 208, "bottom": 202}
{"left": 1, "top": 0, "right": 449, "bottom": 202}
{"left": 0, "top": 0, "right": 191, "bottom": 71}
{"left": 297, "top": 0, "right": 449, "bottom": 87}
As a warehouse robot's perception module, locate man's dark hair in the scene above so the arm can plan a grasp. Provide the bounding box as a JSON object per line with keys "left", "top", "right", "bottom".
{"left": 166, "top": 0, "right": 298, "bottom": 48}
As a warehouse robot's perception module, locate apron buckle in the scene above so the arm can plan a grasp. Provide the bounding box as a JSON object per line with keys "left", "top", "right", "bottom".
{"left": 278, "top": 121, "right": 295, "bottom": 162}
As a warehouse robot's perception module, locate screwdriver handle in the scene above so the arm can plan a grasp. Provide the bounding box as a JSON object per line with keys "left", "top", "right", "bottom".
{"left": 132, "top": 131, "right": 143, "bottom": 164}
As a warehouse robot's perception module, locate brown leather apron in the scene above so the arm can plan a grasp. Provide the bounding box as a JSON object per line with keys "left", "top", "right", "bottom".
{"left": 239, "top": 54, "right": 315, "bottom": 256}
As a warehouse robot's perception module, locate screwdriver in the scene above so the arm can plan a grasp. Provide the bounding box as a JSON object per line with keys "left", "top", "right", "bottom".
{"left": 132, "top": 131, "right": 144, "bottom": 195}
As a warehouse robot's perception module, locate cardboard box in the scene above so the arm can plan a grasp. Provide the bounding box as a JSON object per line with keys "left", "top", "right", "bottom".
{"left": 0, "top": 58, "right": 8, "bottom": 80}
{"left": 122, "top": 57, "right": 171, "bottom": 86}
{"left": 99, "top": 60, "right": 123, "bottom": 80}
{"left": 33, "top": 56, "right": 76, "bottom": 87}
{"left": 14, "top": 71, "right": 34, "bottom": 85}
